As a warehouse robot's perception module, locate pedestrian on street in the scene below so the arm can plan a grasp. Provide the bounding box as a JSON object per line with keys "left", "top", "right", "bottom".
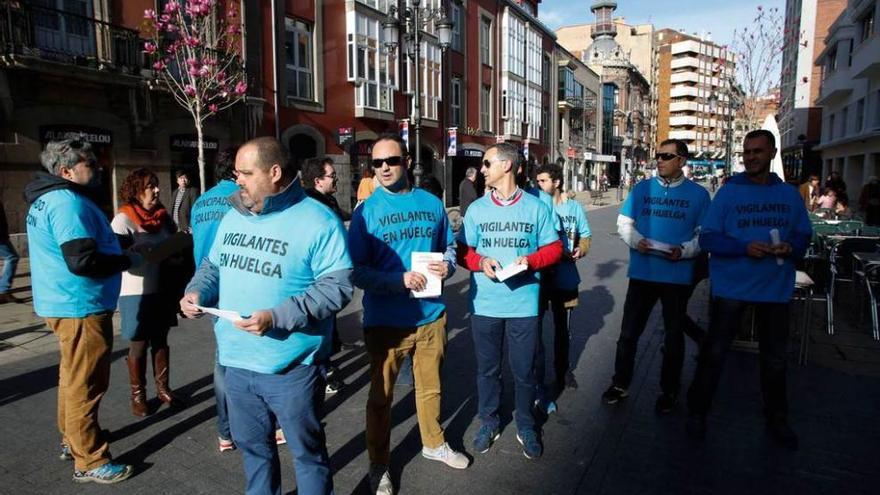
{"left": 180, "top": 137, "right": 353, "bottom": 495}
{"left": 0, "top": 199, "right": 21, "bottom": 304}
{"left": 188, "top": 146, "right": 242, "bottom": 453}
{"left": 602, "top": 139, "right": 711, "bottom": 415}
{"left": 111, "top": 168, "right": 186, "bottom": 418}
{"left": 458, "top": 142, "right": 563, "bottom": 460}
{"left": 686, "top": 129, "right": 812, "bottom": 450}
{"left": 357, "top": 163, "right": 377, "bottom": 207}
{"left": 25, "top": 138, "right": 141, "bottom": 484}
{"left": 349, "top": 134, "right": 467, "bottom": 495}
{"left": 459, "top": 167, "right": 478, "bottom": 217}
{"left": 534, "top": 162, "right": 592, "bottom": 413}
{"left": 798, "top": 174, "right": 821, "bottom": 212}
{"left": 303, "top": 156, "right": 349, "bottom": 396}
{"left": 171, "top": 169, "right": 198, "bottom": 233}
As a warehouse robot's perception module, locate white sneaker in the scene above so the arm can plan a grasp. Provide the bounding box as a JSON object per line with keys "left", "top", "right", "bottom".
{"left": 421, "top": 442, "right": 470, "bottom": 469}
{"left": 369, "top": 464, "right": 394, "bottom": 495}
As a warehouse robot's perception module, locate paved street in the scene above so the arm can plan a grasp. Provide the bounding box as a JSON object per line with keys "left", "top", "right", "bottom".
{"left": 2, "top": 194, "right": 880, "bottom": 494}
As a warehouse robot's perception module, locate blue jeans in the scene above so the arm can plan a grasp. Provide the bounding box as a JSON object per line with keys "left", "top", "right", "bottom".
{"left": 0, "top": 240, "right": 19, "bottom": 293}
{"left": 471, "top": 314, "right": 539, "bottom": 433}
{"left": 225, "top": 365, "right": 333, "bottom": 495}
{"left": 214, "top": 352, "right": 230, "bottom": 440}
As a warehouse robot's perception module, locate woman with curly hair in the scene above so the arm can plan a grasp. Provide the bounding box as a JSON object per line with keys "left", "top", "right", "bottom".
{"left": 111, "top": 168, "right": 184, "bottom": 416}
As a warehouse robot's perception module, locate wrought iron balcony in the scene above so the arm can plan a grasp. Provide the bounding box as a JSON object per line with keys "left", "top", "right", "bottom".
{"left": 0, "top": 2, "right": 143, "bottom": 75}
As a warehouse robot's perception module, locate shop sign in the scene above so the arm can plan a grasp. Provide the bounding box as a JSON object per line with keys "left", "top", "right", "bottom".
{"left": 170, "top": 134, "right": 219, "bottom": 151}
{"left": 447, "top": 128, "right": 457, "bottom": 156}
{"left": 39, "top": 125, "right": 112, "bottom": 145}
{"left": 336, "top": 126, "right": 354, "bottom": 147}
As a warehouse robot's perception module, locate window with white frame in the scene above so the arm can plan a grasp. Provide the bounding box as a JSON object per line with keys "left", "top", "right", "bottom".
{"left": 355, "top": 0, "right": 389, "bottom": 12}
{"left": 526, "top": 27, "right": 541, "bottom": 86}
{"left": 451, "top": 2, "right": 463, "bottom": 52}
{"left": 502, "top": 76, "right": 525, "bottom": 136}
{"left": 481, "top": 85, "right": 492, "bottom": 131}
{"left": 502, "top": 12, "right": 525, "bottom": 77}
{"left": 527, "top": 86, "right": 541, "bottom": 140}
{"left": 856, "top": 98, "right": 865, "bottom": 132}
{"left": 451, "top": 77, "right": 462, "bottom": 127}
{"left": 480, "top": 16, "right": 492, "bottom": 66}
{"left": 285, "top": 18, "right": 313, "bottom": 102}
{"left": 406, "top": 40, "right": 442, "bottom": 120}
{"left": 347, "top": 10, "right": 397, "bottom": 112}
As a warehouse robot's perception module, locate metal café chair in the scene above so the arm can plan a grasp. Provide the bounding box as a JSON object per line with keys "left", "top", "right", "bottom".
{"left": 829, "top": 238, "right": 880, "bottom": 323}
{"left": 865, "top": 263, "right": 880, "bottom": 340}
{"left": 791, "top": 265, "right": 833, "bottom": 365}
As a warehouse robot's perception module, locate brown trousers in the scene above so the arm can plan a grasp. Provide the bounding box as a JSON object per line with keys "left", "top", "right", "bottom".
{"left": 364, "top": 314, "right": 447, "bottom": 465}
{"left": 46, "top": 313, "right": 114, "bottom": 471}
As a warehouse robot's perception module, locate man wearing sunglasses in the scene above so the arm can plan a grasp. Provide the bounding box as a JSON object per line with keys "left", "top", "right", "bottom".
{"left": 25, "top": 139, "right": 142, "bottom": 484}
{"left": 348, "top": 133, "right": 466, "bottom": 495}
{"left": 686, "top": 130, "right": 811, "bottom": 449}
{"left": 458, "top": 142, "right": 563, "bottom": 460}
{"left": 602, "top": 139, "right": 711, "bottom": 416}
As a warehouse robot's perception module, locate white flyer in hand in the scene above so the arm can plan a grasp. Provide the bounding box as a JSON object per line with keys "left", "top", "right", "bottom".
{"left": 195, "top": 305, "right": 245, "bottom": 322}
{"left": 411, "top": 252, "right": 443, "bottom": 298}
{"left": 495, "top": 262, "right": 528, "bottom": 282}
{"left": 769, "top": 228, "right": 784, "bottom": 266}
{"left": 646, "top": 239, "right": 675, "bottom": 254}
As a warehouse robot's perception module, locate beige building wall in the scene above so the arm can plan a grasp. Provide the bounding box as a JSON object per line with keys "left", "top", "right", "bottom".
{"left": 556, "top": 19, "right": 654, "bottom": 82}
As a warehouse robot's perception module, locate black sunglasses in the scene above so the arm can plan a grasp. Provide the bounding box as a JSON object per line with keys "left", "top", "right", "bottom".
{"left": 655, "top": 153, "right": 680, "bottom": 161}
{"left": 371, "top": 156, "right": 404, "bottom": 168}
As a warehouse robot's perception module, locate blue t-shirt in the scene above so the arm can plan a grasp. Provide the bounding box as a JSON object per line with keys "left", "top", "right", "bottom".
{"left": 461, "top": 190, "right": 559, "bottom": 317}
{"left": 700, "top": 173, "right": 812, "bottom": 303}
{"left": 620, "top": 177, "right": 711, "bottom": 285}
{"left": 191, "top": 180, "right": 238, "bottom": 265}
{"left": 551, "top": 198, "right": 592, "bottom": 290}
{"left": 208, "top": 183, "right": 352, "bottom": 373}
{"left": 348, "top": 187, "right": 453, "bottom": 328}
{"left": 26, "top": 189, "right": 122, "bottom": 317}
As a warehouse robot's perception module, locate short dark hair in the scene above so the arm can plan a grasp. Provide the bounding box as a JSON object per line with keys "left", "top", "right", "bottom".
{"left": 744, "top": 129, "right": 776, "bottom": 149}
{"left": 659, "top": 138, "right": 689, "bottom": 158}
{"left": 301, "top": 157, "right": 333, "bottom": 190}
{"left": 175, "top": 169, "right": 188, "bottom": 179}
{"left": 214, "top": 146, "right": 239, "bottom": 181}
{"left": 536, "top": 162, "right": 564, "bottom": 190}
{"left": 374, "top": 133, "right": 408, "bottom": 157}
{"left": 119, "top": 168, "right": 159, "bottom": 207}
{"left": 242, "top": 136, "right": 291, "bottom": 176}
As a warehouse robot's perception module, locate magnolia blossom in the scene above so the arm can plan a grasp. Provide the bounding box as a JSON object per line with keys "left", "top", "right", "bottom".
{"left": 144, "top": 9, "right": 157, "bottom": 21}
{"left": 152, "top": 60, "right": 166, "bottom": 71}
{"left": 208, "top": 103, "right": 218, "bottom": 113}
{"left": 184, "top": 85, "right": 197, "bottom": 97}
{"left": 163, "top": 1, "right": 180, "bottom": 14}
{"left": 143, "top": 42, "right": 157, "bottom": 54}
{"left": 234, "top": 81, "right": 247, "bottom": 95}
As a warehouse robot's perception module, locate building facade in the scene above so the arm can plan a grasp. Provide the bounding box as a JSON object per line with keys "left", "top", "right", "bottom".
{"left": 0, "top": 0, "right": 247, "bottom": 241}
{"left": 778, "top": 0, "right": 848, "bottom": 181}
{"left": 555, "top": 46, "right": 603, "bottom": 192}
{"left": 814, "top": 0, "right": 880, "bottom": 197}
{"left": 653, "top": 29, "right": 737, "bottom": 173}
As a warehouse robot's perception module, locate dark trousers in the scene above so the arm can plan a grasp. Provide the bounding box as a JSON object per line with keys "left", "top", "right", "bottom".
{"left": 613, "top": 279, "right": 691, "bottom": 395}
{"left": 471, "top": 314, "right": 539, "bottom": 433}
{"left": 535, "top": 295, "right": 571, "bottom": 397}
{"left": 226, "top": 365, "right": 333, "bottom": 495}
{"left": 687, "top": 297, "right": 790, "bottom": 419}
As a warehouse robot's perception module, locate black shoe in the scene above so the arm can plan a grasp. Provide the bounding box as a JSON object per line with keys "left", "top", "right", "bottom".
{"left": 601, "top": 385, "right": 629, "bottom": 404}
{"left": 655, "top": 393, "right": 677, "bottom": 415}
{"left": 767, "top": 418, "right": 799, "bottom": 450}
{"left": 686, "top": 413, "right": 706, "bottom": 440}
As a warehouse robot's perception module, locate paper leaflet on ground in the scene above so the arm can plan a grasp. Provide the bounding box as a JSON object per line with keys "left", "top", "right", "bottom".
{"left": 495, "top": 262, "right": 528, "bottom": 282}
{"left": 645, "top": 239, "right": 675, "bottom": 255}
{"left": 194, "top": 305, "right": 246, "bottom": 322}
{"left": 411, "top": 252, "right": 443, "bottom": 298}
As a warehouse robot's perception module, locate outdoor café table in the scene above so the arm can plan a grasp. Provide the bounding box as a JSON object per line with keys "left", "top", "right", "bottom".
{"left": 853, "top": 252, "right": 880, "bottom": 340}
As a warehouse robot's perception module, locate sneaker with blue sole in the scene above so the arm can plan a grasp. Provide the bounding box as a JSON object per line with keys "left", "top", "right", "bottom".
{"left": 516, "top": 430, "right": 543, "bottom": 459}
{"left": 73, "top": 462, "right": 133, "bottom": 484}
{"left": 472, "top": 424, "right": 500, "bottom": 454}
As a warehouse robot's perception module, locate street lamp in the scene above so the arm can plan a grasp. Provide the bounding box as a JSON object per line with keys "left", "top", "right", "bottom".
{"left": 383, "top": 1, "right": 453, "bottom": 187}
{"left": 708, "top": 79, "right": 742, "bottom": 175}
{"left": 614, "top": 109, "right": 633, "bottom": 202}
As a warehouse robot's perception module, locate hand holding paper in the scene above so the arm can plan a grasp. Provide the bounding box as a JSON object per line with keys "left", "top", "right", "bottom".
{"left": 769, "top": 229, "right": 784, "bottom": 266}
{"left": 194, "top": 304, "right": 247, "bottom": 322}
{"left": 411, "top": 252, "right": 443, "bottom": 298}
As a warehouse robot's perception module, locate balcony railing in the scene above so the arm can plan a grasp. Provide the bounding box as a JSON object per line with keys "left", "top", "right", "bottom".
{"left": 1, "top": 3, "right": 143, "bottom": 75}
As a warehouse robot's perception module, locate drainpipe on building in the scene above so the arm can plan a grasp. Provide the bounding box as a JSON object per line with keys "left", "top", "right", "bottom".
{"left": 271, "top": 0, "right": 280, "bottom": 140}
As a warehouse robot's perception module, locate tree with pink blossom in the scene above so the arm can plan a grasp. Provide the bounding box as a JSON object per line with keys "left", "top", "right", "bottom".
{"left": 142, "top": 0, "right": 246, "bottom": 193}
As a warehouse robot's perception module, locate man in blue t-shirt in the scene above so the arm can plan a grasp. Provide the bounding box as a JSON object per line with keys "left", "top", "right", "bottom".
{"left": 602, "top": 139, "right": 711, "bottom": 415}
{"left": 458, "top": 143, "right": 563, "bottom": 460}
{"left": 686, "top": 130, "right": 811, "bottom": 450}
{"left": 534, "top": 162, "right": 592, "bottom": 412}
{"left": 189, "top": 146, "right": 240, "bottom": 453}
{"left": 181, "top": 137, "right": 352, "bottom": 495}
{"left": 349, "top": 134, "right": 468, "bottom": 495}
{"left": 25, "top": 139, "right": 141, "bottom": 484}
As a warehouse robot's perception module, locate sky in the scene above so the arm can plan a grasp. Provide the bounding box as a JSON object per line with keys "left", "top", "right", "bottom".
{"left": 538, "top": 0, "right": 785, "bottom": 48}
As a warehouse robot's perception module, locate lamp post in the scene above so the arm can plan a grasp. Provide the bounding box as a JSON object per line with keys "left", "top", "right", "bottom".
{"left": 708, "top": 78, "right": 742, "bottom": 175}
{"left": 614, "top": 109, "right": 633, "bottom": 202}
{"left": 383, "top": 1, "right": 453, "bottom": 187}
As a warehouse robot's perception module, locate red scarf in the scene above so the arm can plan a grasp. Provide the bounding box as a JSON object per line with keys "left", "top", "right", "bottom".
{"left": 119, "top": 203, "right": 168, "bottom": 233}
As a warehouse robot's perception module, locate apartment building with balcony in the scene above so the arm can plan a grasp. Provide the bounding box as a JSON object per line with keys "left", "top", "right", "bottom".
{"left": 0, "top": 0, "right": 248, "bottom": 238}
{"left": 654, "top": 29, "right": 736, "bottom": 172}
{"left": 815, "top": 0, "right": 880, "bottom": 197}
{"left": 778, "top": 0, "right": 847, "bottom": 181}
{"left": 252, "top": 0, "right": 558, "bottom": 211}
{"left": 556, "top": 46, "right": 603, "bottom": 192}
